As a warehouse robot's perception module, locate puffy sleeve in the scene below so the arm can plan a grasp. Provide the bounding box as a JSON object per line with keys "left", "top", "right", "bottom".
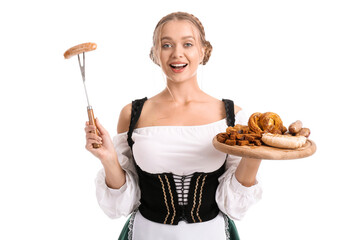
{"left": 94, "top": 133, "right": 140, "bottom": 219}
{"left": 215, "top": 109, "right": 263, "bottom": 221}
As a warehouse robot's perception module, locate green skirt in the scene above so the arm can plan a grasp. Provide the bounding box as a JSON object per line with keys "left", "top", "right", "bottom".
{"left": 118, "top": 212, "right": 240, "bottom": 240}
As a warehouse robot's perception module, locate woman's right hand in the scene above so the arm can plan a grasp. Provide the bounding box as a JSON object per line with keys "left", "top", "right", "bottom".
{"left": 84, "top": 118, "right": 118, "bottom": 166}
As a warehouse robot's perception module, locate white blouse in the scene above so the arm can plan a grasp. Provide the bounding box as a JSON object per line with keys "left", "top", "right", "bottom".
{"left": 95, "top": 110, "right": 262, "bottom": 240}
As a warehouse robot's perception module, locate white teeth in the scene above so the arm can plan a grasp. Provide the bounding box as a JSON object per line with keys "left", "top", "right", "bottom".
{"left": 171, "top": 64, "right": 187, "bottom": 67}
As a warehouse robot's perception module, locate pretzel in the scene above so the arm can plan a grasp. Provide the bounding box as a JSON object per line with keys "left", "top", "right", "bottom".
{"left": 63, "top": 42, "right": 97, "bottom": 59}
{"left": 248, "top": 112, "right": 263, "bottom": 134}
{"left": 248, "top": 112, "right": 285, "bottom": 134}
{"left": 259, "top": 112, "right": 284, "bottom": 134}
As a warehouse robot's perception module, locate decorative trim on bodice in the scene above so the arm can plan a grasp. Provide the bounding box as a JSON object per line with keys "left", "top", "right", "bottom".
{"left": 126, "top": 97, "right": 235, "bottom": 225}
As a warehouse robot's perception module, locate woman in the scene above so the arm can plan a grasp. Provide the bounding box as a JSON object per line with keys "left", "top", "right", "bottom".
{"left": 85, "top": 12, "right": 262, "bottom": 240}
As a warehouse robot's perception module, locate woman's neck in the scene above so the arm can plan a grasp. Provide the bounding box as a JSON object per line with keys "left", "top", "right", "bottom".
{"left": 164, "top": 77, "right": 205, "bottom": 105}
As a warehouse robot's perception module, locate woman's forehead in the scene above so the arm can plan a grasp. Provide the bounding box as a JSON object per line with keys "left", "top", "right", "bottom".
{"left": 160, "top": 20, "right": 199, "bottom": 40}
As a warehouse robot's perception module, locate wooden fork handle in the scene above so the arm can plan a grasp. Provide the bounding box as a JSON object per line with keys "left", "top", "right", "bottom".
{"left": 87, "top": 106, "right": 101, "bottom": 148}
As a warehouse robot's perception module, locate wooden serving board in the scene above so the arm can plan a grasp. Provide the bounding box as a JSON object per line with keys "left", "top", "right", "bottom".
{"left": 212, "top": 136, "right": 316, "bottom": 160}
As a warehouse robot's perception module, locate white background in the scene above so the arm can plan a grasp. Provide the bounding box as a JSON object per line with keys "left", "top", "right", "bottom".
{"left": 1, "top": 0, "right": 359, "bottom": 239}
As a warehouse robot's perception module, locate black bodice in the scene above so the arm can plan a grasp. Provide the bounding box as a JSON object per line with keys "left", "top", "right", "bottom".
{"left": 126, "top": 97, "right": 235, "bottom": 225}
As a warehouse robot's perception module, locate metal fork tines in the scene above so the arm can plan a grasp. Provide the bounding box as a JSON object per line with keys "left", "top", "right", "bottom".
{"left": 77, "top": 53, "right": 91, "bottom": 106}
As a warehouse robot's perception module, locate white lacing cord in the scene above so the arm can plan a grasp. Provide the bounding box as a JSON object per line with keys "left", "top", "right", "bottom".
{"left": 173, "top": 174, "right": 194, "bottom": 205}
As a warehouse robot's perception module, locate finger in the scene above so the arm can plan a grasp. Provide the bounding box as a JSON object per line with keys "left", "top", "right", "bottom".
{"left": 85, "top": 141, "right": 93, "bottom": 150}
{"left": 89, "top": 137, "right": 102, "bottom": 144}
{"left": 85, "top": 142, "right": 98, "bottom": 151}
{"left": 95, "top": 118, "right": 107, "bottom": 135}
{"left": 86, "top": 138, "right": 102, "bottom": 149}
{"left": 85, "top": 125, "right": 97, "bottom": 133}
{"left": 86, "top": 132, "right": 103, "bottom": 142}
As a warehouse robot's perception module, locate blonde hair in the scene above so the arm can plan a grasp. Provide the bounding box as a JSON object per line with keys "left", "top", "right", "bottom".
{"left": 149, "top": 12, "right": 213, "bottom": 66}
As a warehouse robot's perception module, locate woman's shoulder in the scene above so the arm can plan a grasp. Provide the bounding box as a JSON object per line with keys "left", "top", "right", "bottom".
{"left": 200, "top": 94, "right": 241, "bottom": 113}
{"left": 117, "top": 102, "right": 132, "bottom": 134}
{"left": 234, "top": 104, "right": 242, "bottom": 114}
{"left": 117, "top": 97, "right": 152, "bottom": 133}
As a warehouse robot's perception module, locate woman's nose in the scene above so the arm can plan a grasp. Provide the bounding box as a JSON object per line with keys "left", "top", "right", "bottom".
{"left": 172, "top": 45, "right": 184, "bottom": 58}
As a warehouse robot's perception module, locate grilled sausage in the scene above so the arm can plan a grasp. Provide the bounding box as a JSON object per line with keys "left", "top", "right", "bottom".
{"left": 64, "top": 42, "right": 97, "bottom": 59}
{"left": 289, "top": 120, "right": 303, "bottom": 134}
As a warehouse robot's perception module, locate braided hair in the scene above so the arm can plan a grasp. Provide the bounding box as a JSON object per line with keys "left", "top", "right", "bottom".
{"left": 149, "top": 12, "right": 213, "bottom": 66}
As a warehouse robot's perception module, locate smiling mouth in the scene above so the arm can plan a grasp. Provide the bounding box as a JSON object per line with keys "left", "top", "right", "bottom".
{"left": 170, "top": 63, "right": 188, "bottom": 69}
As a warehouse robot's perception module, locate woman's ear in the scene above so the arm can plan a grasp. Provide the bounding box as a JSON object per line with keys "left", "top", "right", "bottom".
{"left": 150, "top": 47, "right": 160, "bottom": 66}
{"left": 200, "top": 47, "right": 205, "bottom": 64}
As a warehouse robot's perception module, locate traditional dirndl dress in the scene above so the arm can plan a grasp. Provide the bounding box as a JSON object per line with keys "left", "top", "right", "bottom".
{"left": 94, "top": 98, "right": 262, "bottom": 240}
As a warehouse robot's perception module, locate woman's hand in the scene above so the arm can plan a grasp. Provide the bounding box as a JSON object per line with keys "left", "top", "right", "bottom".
{"left": 84, "top": 118, "right": 118, "bottom": 166}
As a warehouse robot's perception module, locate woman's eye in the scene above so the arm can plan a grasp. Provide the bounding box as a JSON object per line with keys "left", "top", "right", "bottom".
{"left": 185, "top": 43, "right": 193, "bottom": 47}
{"left": 162, "top": 43, "right": 172, "bottom": 48}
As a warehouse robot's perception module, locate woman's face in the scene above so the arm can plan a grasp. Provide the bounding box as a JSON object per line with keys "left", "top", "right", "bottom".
{"left": 157, "top": 20, "right": 204, "bottom": 83}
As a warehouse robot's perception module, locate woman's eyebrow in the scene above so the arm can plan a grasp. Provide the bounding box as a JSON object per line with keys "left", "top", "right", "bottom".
{"left": 161, "top": 36, "right": 195, "bottom": 41}
{"left": 182, "top": 36, "right": 195, "bottom": 40}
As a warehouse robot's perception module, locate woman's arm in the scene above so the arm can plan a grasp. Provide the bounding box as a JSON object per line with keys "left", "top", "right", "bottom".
{"left": 95, "top": 129, "right": 141, "bottom": 218}
{"left": 234, "top": 157, "right": 262, "bottom": 187}
{"left": 86, "top": 116, "right": 126, "bottom": 189}
{"left": 102, "top": 103, "right": 133, "bottom": 189}
{"left": 102, "top": 158, "right": 126, "bottom": 189}
{"left": 87, "top": 103, "right": 133, "bottom": 189}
